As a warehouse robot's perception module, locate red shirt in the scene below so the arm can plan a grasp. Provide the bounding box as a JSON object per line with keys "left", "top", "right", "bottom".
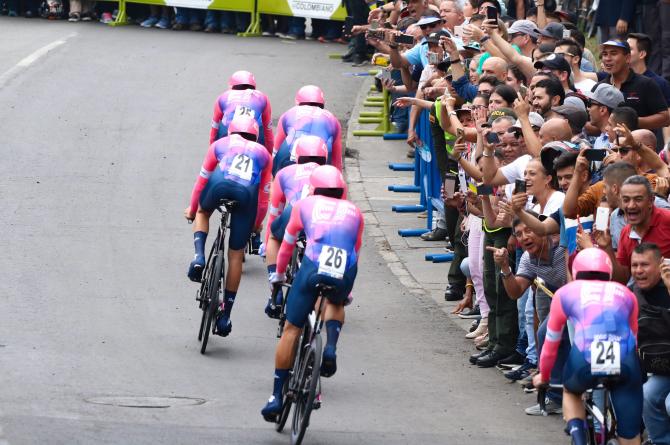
{"left": 617, "top": 207, "right": 670, "bottom": 267}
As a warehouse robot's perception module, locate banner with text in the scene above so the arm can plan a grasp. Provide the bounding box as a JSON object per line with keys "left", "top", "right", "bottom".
{"left": 258, "top": 0, "right": 346, "bottom": 20}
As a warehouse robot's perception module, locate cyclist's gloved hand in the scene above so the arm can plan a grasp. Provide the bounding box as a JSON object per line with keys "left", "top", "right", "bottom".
{"left": 269, "top": 272, "right": 286, "bottom": 284}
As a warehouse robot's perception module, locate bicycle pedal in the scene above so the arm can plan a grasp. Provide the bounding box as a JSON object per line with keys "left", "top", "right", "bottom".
{"left": 312, "top": 394, "right": 322, "bottom": 410}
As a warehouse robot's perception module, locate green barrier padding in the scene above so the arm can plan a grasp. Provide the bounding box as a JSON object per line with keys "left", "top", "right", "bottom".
{"left": 257, "top": 0, "right": 346, "bottom": 20}
{"left": 363, "top": 102, "right": 384, "bottom": 107}
{"left": 358, "top": 117, "right": 383, "bottom": 123}
{"left": 329, "top": 54, "right": 344, "bottom": 59}
{"left": 353, "top": 130, "right": 385, "bottom": 136}
{"left": 359, "top": 111, "right": 383, "bottom": 117}
{"left": 366, "top": 96, "right": 384, "bottom": 102}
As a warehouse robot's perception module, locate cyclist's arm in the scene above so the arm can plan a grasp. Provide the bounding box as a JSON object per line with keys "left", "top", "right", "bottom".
{"left": 254, "top": 156, "right": 273, "bottom": 230}
{"left": 355, "top": 213, "right": 365, "bottom": 254}
{"left": 261, "top": 98, "right": 274, "bottom": 154}
{"left": 273, "top": 116, "right": 287, "bottom": 158}
{"left": 210, "top": 99, "right": 223, "bottom": 144}
{"left": 331, "top": 119, "right": 343, "bottom": 172}
{"left": 265, "top": 176, "right": 286, "bottom": 244}
{"left": 538, "top": 294, "right": 567, "bottom": 382}
{"left": 276, "top": 203, "right": 304, "bottom": 275}
{"left": 189, "top": 144, "right": 217, "bottom": 215}
{"left": 629, "top": 293, "right": 639, "bottom": 337}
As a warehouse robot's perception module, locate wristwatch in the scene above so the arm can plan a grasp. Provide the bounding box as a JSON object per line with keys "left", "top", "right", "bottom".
{"left": 482, "top": 150, "right": 494, "bottom": 158}
{"left": 448, "top": 110, "right": 458, "bottom": 117}
{"left": 500, "top": 268, "right": 513, "bottom": 278}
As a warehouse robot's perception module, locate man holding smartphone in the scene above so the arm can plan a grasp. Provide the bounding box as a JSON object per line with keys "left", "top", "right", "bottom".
{"left": 584, "top": 83, "right": 625, "bottom": 151}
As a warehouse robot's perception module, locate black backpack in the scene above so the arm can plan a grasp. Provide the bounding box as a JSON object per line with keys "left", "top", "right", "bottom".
{"left": 637, "top": 295, "right": 670, "bottom": 376}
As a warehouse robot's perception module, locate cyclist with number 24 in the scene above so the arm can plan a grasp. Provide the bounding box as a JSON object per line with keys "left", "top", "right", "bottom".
{"left": 261, "top": 165, "right": 364, "bottom": 421}
{"left": 263, "top": 135, "right": 330, "bottom": 318}
{"left": 184, "top": 115, "right": 272, "bottom": 337}
{"left": 533, "top": 248, "right": 643, "bottom": 445}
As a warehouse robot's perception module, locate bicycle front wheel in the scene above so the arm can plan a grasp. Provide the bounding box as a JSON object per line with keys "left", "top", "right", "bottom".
{"left": 291, "top": 333, "right": 322, "bottom": 445}
{"left": 200, "top": 252, "right": 223, "bottom": 354}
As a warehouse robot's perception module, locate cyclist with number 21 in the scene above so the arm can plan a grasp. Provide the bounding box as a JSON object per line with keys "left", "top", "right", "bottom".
{"left": 261, "top": 165, "right": 363, "bottom": 421}
{"left": 533, "top": 248, "right": 643, "bottom": 445}
{"left": 184, "top": 115, "right": 272, "bottom": 337}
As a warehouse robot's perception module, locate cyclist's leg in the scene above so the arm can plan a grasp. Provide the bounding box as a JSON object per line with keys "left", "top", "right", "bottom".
{"left": 318, "top": 262, "right": 357, "bottom": 377}
{"left": 561, "top": 347, "right": 597, "bottom": 445}
{"left": 262, "top": 258, "right": 319, "bottom": 419}
{"left": 264, "top": 206, "right": 291, "bottom": 316}
{"left": 610, "top": 353, "right": 643, "bottom": 444}
{"left": 187, "top": 173, "right": 225, "bottom": 281}
{"left": 215, "top": 181, "right": 257, "bottom": 334}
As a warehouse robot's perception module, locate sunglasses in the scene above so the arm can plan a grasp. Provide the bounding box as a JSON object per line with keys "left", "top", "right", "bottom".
{"left": 419, "top": 21, "right": 440, "bottom": 30}
{"left": 612, "top": 146, "right": 632, "bottom": 155}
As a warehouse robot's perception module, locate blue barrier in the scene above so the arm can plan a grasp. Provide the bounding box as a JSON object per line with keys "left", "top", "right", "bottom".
{"left": 388, "top": 184, "right": 421, "bottom": 192}
{"left": 388, "top": 162, "right": 415, "bottom": 172}
{"left": 383, "top": 133, "right": 408, "bottom": 140}
{"left": 425, "top": 253, "right": 455, "bottom": 263}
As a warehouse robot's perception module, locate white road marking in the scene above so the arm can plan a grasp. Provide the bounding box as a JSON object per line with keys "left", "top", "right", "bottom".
{"left": 0, "top": 32, "right": 77, "bottom": 88}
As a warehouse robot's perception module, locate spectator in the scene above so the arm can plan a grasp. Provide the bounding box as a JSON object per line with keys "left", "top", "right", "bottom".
{"left": 548, "top": 104, "right": 589, "bottom": 143}
{"left": 531, "top": 77, "right": 564, "bottom": 117}
{"left": 536, "top": 22, "right": 563, "bottom": 46}
{"left": 173, "top": 8, "right": 203, "bottom": 31}
{"left": 140, "top": 6, "right": 170, "bottom": 29}
{"left": 553, "top": 38, "right": 597, "bottom": 92}
{"left": 68, "top": 0, "right": 95, "bottom": 21}
{"left": 533, "top": 53, "right": 572, "bottom": 92}
{"left": 506, "top": 64, "right": 527, "bottom": 91}
{"left": 594, "top": 175, "right": 670, "bottom": 283}
{"left": 439, "top": 0, "right": 465, "bottom": 34}
{"left": 594, "top": 0, "right": 634, "bottom": 43}
{"left": 629, "top": 245, "right": 670, "bottom": 445}
{"left": 489, "top": 84, "right": 517, "bottom": 110}
{"left": 597, "top": 40, "right": 670, "bottom": 134}
{"left": 507, "top": 19, "right": 539, "bottom": 58}
{"left": 584, "top": 83, "right": 625, "bottom": 150}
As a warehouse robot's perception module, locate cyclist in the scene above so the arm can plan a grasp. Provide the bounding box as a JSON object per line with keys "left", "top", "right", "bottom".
{"left": 261, "top": 165, "right": 363, "bottom": 421}
{"left": 272, "top": 85, "right": 342, "bottom": 176}
{"left": 209, "top": 70, "right": 274, "bottom": 153}
{"left": 184, "top": 115, "right": 272, "bottom": 337}
{"left": 533, "top": 248, "right": 643, "bottom": 445}
{"left": 263, "top": 135, "right": 329, "bottom": 319}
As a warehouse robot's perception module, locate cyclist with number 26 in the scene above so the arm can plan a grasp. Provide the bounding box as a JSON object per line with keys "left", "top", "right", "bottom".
{"left": 533, "top": 248, "right": 643, "bottom": 445}
{"left": 184, "top": 115, "right": 272, "bottom": 337}
{"left": 209, "top": 70, "right": 274, "bottom": 153}
{"left": 261, "top": 165, "right": 363, "bottom": 421}
{"left": 263, "top": 135, "right": 329, "bottom": 318}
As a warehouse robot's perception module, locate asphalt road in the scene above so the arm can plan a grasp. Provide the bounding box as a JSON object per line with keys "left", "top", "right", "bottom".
{"left": 0, "top": 19, "right": 564, "bottom": 444}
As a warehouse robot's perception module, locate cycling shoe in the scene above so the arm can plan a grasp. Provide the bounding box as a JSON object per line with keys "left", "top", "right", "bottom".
{"left": 264, "top": 289, "right": 283, "bottom": 319}
{"left": 261, "top": 395, "right": 282, "bottom": 422}
{"left": 187, "top": 255, "right": 205, "bottom": 282}
{"left": 320, "top": 345, "right": 337, "bottom": 378}
{"left": 250, "top": 232, "right": 261, "bottom": 254}
{"left": 215, "top": 316, "right": 232, "bottom": 337}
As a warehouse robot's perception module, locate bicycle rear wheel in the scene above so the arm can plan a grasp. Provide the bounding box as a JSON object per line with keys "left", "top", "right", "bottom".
{"left": 275, "top": 376, "right": 293, "bottom": 432}
{"left": 200, "top": 252, "right": 223, "bottom": 354}
{"left": 291, "top": 333, "right": 322, "bottom": 445}
{"left": 197, "top": 255, "right": 217, "bottom": 341}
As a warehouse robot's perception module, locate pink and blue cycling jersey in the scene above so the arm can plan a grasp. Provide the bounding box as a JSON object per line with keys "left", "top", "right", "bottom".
{"left": 276, "top": 195, "right": 363, "bottom": 276}
{"left": 265, "top": 162, "right": 319, "bottom": 244}
{"left": 540, "top": 280, "right": 639, "bottom": 381}
{"left": 210, "top": 89, "right": 274, "bottom": 152}
{"left": 273, "top": 105, "right": 342, "bottom": 173}
{"left": 189, "top": 134, "right": 272, "bottom": 228}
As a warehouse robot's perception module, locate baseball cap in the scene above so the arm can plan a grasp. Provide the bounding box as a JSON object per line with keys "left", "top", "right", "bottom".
{"left": 508, "top": 20, "right": 539, "bottom": 39}
{"left": 563, "top": 95, "right": 587, "bottom": 112}
{"left": 424, "top": 29, "right": 450, "bottom": 44}
{"left": 601, "top": 40, "right": 631, "bottom": 53}
{"left": 487, "top": 107, "right": 517, "bottom": 124}
{"left": 551, "top": 105, "right": 588, "bottom": 134}
{"left": 555, "top": 10, "right": 578, "bottom": 24}
{"left": 539, "top": 22, "right": 565, "bottom": 40}
{"left": 540, "top": 140, "right": 580, "bottom": 173}
{"left": 584, "top": 83, "right": 625, "bottom": 109}
{"left": 511, "top": 112, "right": 545, "bottom": 130}
{"left": 533, "top": 53, "right": 571, "bottom": 74}
{"left": 416, "top": 15, "right": 442, "bottom": 27}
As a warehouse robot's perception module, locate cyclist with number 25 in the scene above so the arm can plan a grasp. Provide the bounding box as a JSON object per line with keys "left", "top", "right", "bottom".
{"left": 209, "top": 70, "right": 274, "bottom": 153}
{"left": 533, "top": 248, "right": 643, "bottom": 445}
{"left": 261, "top": 165, "right": 363, "bottom": 421}
{"left": 184, "top": 115, "right": 272, "bottom": 337}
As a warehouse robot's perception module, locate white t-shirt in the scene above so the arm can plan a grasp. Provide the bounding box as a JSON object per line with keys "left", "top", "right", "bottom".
{"left": 575, "top": 78, "right": 597, "bottom": 94}
{"left": 532, "top": 190, "right": 565, "bottom": 215}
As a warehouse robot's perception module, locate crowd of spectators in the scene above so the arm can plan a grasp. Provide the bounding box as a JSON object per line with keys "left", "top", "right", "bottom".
{"left": 351, "top": 0, "right": 670, "bottom": 441}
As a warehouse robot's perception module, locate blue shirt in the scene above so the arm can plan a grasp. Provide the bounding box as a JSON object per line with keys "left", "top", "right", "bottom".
{"left": 404, "top": 39, "right": 429, "bottom": 70}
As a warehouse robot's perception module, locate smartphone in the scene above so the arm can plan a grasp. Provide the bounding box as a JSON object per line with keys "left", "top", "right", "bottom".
{"left": 486, "top": 6, "right": 498, "bottom": 21}
{"left": 444, "top": 174, "right": 458, "bottom": 199}
{"left": 664, "top": 258, "right": 670, "bottom": 266}
{"left": 519, "top": 84, "right": 528, "bottom": 98}
{"left": 514, "top": 179, "right": 527, "bottom": 194}
{"left": 477, "top": 183, "right": 494, "bottom": 195}
{"left": 370, "top": 20, "right": 379, "bottom": 30}
{"left": 453, "top": 25, "right": 463, "bottom": 39}
{"left": 562, "top": 29, "right": 571, "bottom": 39}
{"left": 583, "top": 149, "right": 607, "bottom": 162}
{"left": 343, "top": 16, "right": 354, "bottom": 36}
{"left": 367, "top": 29, "right": 385, "bottom": 40}
{"left": 456, "top": 128, "right": 465, "bottom": 139}
{"left": 595, "top": 207, "right": 610, "bottom": 231}
{"left": 485, "top": 131, "right": 500, "bottom": 144}
{"left": 379, "top": 69, "right": 392, "bottom": 82}
{"left": 428, "top": 52, "right": 439, "bottom": 65}
{"left": 394, "top": 33, "right": 415, "bottom": 45}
